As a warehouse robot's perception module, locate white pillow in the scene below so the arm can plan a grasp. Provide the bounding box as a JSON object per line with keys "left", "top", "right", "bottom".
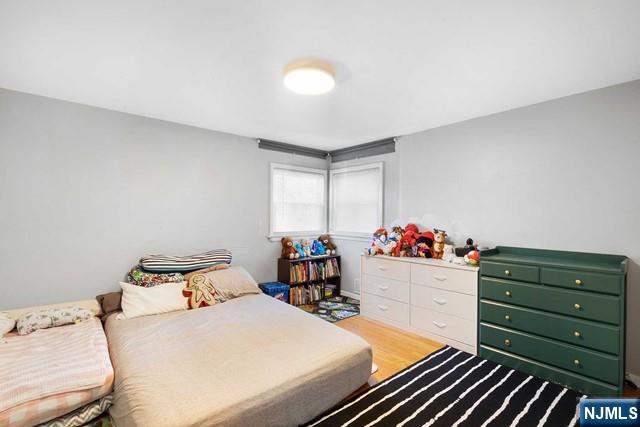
{"left": 119, "top": 281, "right": 188, "bottom": 319}
{"left": 1, "top": 312, "right": 16, "bottom": 337}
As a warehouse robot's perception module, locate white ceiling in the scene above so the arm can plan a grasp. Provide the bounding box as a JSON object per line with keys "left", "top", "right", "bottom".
{"left": 1, "top": 1, "right": 639, "bottom": 150}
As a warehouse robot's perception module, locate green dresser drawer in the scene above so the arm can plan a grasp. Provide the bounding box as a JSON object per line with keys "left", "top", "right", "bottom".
{"left": 480, "top": 346, "right": 621, "bottom": 397}
{"left": 540, "top": 267, "right": 622, "bottom": 296}
{"left": 480, "top": 300, "right": 620, "bottom": 354}
{"left": 481, "top": 261, "right": 539, "bottom": 283}
{"left": 480, "top": 323, "right": 620, "bottom": 384}
{"left": 480, "top": 277, "right": 621, "bottom": 325}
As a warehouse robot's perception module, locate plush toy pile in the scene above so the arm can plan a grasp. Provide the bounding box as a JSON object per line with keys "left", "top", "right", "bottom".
{"left": 280, "top": 235, "right": 337, "bottom": 259}
{"left": 363, "top": 224, "right": 480, "bottom": 266}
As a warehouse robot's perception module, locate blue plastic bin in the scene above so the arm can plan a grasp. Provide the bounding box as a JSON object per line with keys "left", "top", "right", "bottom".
{"left": 258, "top": 282, "right": 290, "bottom": 304}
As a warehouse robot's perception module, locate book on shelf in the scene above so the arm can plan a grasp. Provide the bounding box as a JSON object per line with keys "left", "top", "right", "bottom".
{"left": 326, "top": 258, "right": 340, "bottom": 278}
{"left": 289, "top": 283, "right": 324, "bottom": 306}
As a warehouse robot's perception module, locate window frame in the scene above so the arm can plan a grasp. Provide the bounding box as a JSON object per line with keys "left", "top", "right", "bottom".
{"left": 329, "top": 162, "right": 384, "bottom": 238}
{"left": 269, "top": 162, "right": 328, "bottom": 239}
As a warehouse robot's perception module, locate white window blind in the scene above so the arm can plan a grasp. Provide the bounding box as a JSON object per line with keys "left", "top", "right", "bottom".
{"left": 270, "top": 164, "right": 327, "bottom": 236}
{"left": 330, "top": 163, "right": 383, "bottom": 236}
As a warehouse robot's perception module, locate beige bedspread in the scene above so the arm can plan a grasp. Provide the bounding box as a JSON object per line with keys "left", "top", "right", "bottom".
{"left": 105, "top": 294, "right": 372, "bottom": 427}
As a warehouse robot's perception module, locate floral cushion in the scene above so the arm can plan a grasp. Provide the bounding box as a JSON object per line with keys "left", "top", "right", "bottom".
{"left": 16, "top": 307, "right": 93, "bottom": 335}
{"left": 127, "top": 267, "right": 184, "bottom": 288}
{"left": 0, "top": 312, "right": 15, "bottom": 337}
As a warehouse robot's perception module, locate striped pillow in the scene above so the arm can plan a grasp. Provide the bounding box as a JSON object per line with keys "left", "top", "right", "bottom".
{"left": 140, "top": 249, "right": 232, "bottom": 272}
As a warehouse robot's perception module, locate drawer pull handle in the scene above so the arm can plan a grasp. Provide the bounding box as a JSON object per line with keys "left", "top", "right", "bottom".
{"left": 433, "top": 275, "right": 447, "bottom": 281}
{"left": 505, "top": 291, "right": 512, "bottom": 297}
{"left": 504, "top": 315, "right": 511, "bottom": 321}
{"left": 378, "top": 285, "right": 389, "bottom": 291}
{"left": 433, "top": 297, "right": 447, "bottom": 305}
{"left": 504, "top": 339, "right": 511, "bottom": 347}
{"left": 575, "top": 279, "right": 582, "bottom": 286}
{"left": 574, "top": 359, "right": 580, "bottom": 366}
{"left": 432, "top": 320, "right": 446, "bottom": 329}
{"left": 377, "top": 305, "right": 388, "bottom": 311}
{"left": 574, "top": 303, "right": 582, "bottom": 310}
{"left": 504, "top": 270, "right": 511, "bottom": 276}
{"left": 574, "top": 331, "right": 581, "bottom": 338}
{"left": 378, "top": 266, "right": 389, "bottom": 271}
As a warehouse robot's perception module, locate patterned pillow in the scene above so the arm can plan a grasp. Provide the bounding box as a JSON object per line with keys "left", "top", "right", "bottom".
{"left": 16, "top": 307, "right": 93, "bottom": 335}
{"left": 0, "top": 312, "right": 15, "bottom": 337}
{"left": 182, "top": 274, "right": 219, "bottom": 309}
{"left": 127, "top": 267, "right": 184, "bottom": 287}
{"left": 140, "top": 249, "right": 232, "bottom": 272}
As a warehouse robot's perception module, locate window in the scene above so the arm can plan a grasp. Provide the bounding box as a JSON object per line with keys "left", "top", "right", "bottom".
{"left": 270, "top": 163, "right": 327, "bottom": 236}
{"left": 330, "top": 162, "right": 383, "bottom": 236}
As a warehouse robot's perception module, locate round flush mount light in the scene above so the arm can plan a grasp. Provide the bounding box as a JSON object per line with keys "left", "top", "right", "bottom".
{"left": 283, "top": 60, "right": 335, "bottom": 95}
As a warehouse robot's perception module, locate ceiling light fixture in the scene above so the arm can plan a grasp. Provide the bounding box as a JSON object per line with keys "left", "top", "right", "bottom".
{"left": 283, "top": 60, "right": 335, "bottom": 95}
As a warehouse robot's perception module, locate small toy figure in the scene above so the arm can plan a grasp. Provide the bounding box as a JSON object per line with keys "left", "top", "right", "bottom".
{"left": 311, "top": 239, "right": 326, "bottom": 256}
{"left": 301, "top": 239, "right": 312, "bottom": 257}
{"left": 293, "top": 241, "right": 306, "bottom": 258}
{"left": 281, "top": 236, "right": 299, "bottom": 260}
{"left": 442, "top": 244, "right": 455, "bottom": 262}
{"left": 365, "top": 228, "right": 388, "bottom": 256}
{"left": 455, "top": 238, "right": 477, "bottom": 257}
{"left": 432, "top": 229, "right": 447, "bottom": 259}
{"left": 318, "top": 234, "right": 337, "bottom": 255}
{"left": 416, "top": 231, "right": 434, "bottom": 258}
{"left": 464, "top": 250, "right": 480, "bottom": 266}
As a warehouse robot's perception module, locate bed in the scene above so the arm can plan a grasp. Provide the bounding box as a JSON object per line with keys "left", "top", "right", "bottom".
{"left": 0, "top": 317, "right": 114, "bottom": 427}
{"left": 105, "top": 293, "right": 373, "bottom": 427}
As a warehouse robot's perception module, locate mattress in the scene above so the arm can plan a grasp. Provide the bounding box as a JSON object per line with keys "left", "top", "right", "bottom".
{"left": 0, "top": 318, "right": 114, "bottom": 427}
{"left": 105, "top": 294, "right": 372, "bottom": 427}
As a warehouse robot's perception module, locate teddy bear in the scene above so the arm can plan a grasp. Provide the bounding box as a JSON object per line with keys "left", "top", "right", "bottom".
{"left": 365, "top": 228, "right": 388, "bottom": 256}
{"left": 395, "top": 223, "right": 419, "bottom": 257}
{"left": 318, "top": 234, "right": 337, "bottom": 255}
{"left": 311, "top": 239, "right": 326, "bottom": 256}
{"left": 301, "top": 239, "right": 312, "bottom": 257}
{"left": 281, "top": 237, "right": 299, "bottom": 260}
{"left": 432, "top": 229, "right": 447, "bottom": 259}
{"left": 293, "top": 241, "right": 306, "bottom": 258}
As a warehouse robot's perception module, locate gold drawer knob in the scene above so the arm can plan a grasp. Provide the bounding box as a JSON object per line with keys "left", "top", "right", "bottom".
{"left": 574, "top": 303, "right": 582, "bottom": 310}
{"left": 574, "top": 359, "right": 580, "bottom": 366}
{"left": 575, "top": 279, "right": 582, "bottom": 286}
{"left": 505, "top": 315, "right": 511, "bottom": 321}
{"left": 574, "top": 331, "right": 581, "bottom": 337}
{"left": 504, "top": 270, "right": 511, "bottom": 276}
{"left": 504, "top": 339, "right": 511, "bottom": 347}
{"left": 505, "top": 291, "right": 512, "bottom": 297}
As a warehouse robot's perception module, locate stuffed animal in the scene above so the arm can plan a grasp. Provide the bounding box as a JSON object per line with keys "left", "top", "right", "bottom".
{"left": 415, "top": 231, "right": 434, "bottom": 258}
{"left": 385, "top": 227, "right": 402, "bottom": 256}
{"left": 301, "top": 239, "right": 311, "bottom": 257}
{"left": 365, "top": 228, "right": 388, "bottom": 256}
{"left": 293, "top": 241, "right": 306, "bottom": 258}
{"left": 311, "top": 239, "right": 326, "bottom": 256}
{"left": 395, "top": 223, "right": 420, "bottom": 257}
{"left": 318, "top": 234, "right": 337, "bottom": 255}
{"left": 432, "top": 229, "right": 447, "bottom": 259}
{"left": 442, "top": 244, "right": 455, "bottom": 262}
{"left": 281, "top": 237, "right": 298, "bottom": 260}
{"left": 464, "top": 250, "right": 480, "bottom": 266}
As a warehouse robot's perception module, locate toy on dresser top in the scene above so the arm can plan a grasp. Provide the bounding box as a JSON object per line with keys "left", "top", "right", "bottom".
{"left": 280, "top": 235, "right": 338, "bottom": 259}
{"left": 364, "top": 224, "right": 482, "bottom": 266}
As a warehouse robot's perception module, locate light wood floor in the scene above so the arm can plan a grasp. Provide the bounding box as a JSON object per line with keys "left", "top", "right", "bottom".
{"left": 338, "top": 315, "right": 640, "bottom": 397}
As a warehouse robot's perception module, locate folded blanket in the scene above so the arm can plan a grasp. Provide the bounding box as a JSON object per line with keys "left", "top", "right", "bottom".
{"left": 140, "top": 249, "right": 232, "bottom": 272}
{"left": 39, "top": 395, "right": 112, "bottom": 427}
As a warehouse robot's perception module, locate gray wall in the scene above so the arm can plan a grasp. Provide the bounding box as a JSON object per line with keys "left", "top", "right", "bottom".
{"left": 0, "top": 88, "right": 325, "bottom": 309}
{"left": 397, "top": 79, "right": 640, "bottom": 378}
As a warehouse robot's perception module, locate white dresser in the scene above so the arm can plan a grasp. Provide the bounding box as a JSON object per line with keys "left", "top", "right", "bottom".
{"left": 360, "top": 255, "right": 479, "bottom": 354}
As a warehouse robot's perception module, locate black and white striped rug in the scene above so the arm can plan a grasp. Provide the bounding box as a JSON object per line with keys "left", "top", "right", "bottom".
{"left": 308, "top": 346, "right": 585, "bottom": 427}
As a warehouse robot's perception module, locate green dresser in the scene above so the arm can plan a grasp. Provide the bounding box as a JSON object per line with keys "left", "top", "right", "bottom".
{"left": 479, "top": 246, "right": 627, "bottom": 396}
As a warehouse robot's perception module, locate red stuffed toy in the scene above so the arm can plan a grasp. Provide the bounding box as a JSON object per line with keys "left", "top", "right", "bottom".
{"left": 395, "top": 223, "right": 420, "bottom": 257}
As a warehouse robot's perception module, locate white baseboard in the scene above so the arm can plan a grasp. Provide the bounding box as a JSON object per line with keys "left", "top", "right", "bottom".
{"left": 626, "top": 372, "right": 640, "bottom": 388}
{"left": 340, "top": 290, "right": 360, "bottom": 300}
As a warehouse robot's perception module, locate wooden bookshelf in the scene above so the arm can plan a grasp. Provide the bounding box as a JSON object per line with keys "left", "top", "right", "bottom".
{"left": 277, "top": 255, "right": 341, "bottom": 305}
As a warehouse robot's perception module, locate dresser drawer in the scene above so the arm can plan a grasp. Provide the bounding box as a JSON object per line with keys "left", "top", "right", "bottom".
{"left": 541, "top": 268, "right": 622, "bottom": 296}
{"left": 481, "top": 323, "right": 619, "bottom": 384}
{"left": 362, "top": 274, "right": 409, "bottom": 303}
{"left": 481, "top": 261, "right": 539, "bottom": 283}
{"left": 361, "top": 293, "right": 409, "bottom": 325}
{"left": 480, "top": 300, "right": 620, "bottom": 354}
{"left": 411, "top": 284, "right": 476, "bottom": 321}
{"left": 411, "top": 306, "right": 476, "bottom": 345}
{"left": 480, "top": 346, "right": 620, "bottom": 397}
{"left": 411, "top": 264, "right": 477, "bottom": 295}
{"left": 363, "top": 256, "right": 410, "bottom": 282}
{"left": 480, "top": 277, "right": 621, "bottom": 325}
